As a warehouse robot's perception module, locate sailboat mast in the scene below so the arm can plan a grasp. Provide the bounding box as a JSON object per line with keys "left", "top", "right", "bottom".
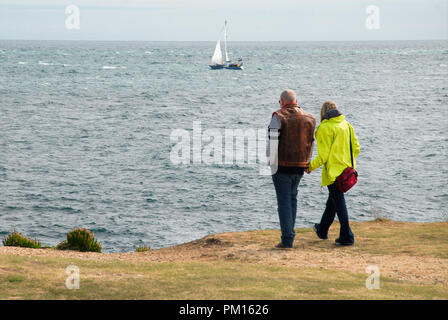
{"left": 224, "top": 19, "right": 230, "bottom": 62}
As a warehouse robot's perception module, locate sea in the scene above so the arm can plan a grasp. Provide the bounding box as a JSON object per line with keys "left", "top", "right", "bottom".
{"left": 0, "top": 40, "right": 447, "bottom": 252}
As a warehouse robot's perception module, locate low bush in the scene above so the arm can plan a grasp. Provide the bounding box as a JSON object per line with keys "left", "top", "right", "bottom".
{"left": 135, "top": 245, "right": 151, "bottom": 252}
{"left": 56, "top": 228, "right": 102, "bottom": 253}
{"left": 2, "top": 231, "right": 42, "bottom": 249}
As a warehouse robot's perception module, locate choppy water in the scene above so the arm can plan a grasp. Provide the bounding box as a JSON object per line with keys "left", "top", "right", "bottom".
{"left": 0, "top": 40, "right": 447, "bottom": 252}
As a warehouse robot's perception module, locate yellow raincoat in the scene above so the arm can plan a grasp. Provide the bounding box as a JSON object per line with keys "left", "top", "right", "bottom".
{"left": 309, "top": 114, "right": 360, "bottom": 187}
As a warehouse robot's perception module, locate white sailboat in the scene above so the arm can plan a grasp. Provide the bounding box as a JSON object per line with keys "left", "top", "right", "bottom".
{"left": 209, "top": 20, "right": 243, "bottom": 70}
{"left": 210, "top": 40, "right": 224, "bottom": 68}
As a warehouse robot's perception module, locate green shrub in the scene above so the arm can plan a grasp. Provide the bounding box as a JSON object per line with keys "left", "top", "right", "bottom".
{"left": 56, "top": 228, "right": 102, "bottom": 253}
{"left": 8, "top": 276, "right": 24, "bottom": 283}
{"left": 2, "top": 231, "right": 42, "bottom": 249}
{"left": 135, "top": 245, "right": 151, "bottom": 252}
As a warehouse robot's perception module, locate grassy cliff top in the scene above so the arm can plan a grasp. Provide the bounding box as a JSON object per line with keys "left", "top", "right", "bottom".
{"left": 1, "top": 219, "right": 447, "bottom": 299}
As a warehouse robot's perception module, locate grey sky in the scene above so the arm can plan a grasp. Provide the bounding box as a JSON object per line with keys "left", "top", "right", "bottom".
{"left": 0, "top": 0, "right": 446, "bottom": 41}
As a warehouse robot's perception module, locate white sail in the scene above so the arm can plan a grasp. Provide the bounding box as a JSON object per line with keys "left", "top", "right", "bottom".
{"left": 224, "top": 20, "right": 230, "bottom": 62}
{"left": 211, "top": 40, "right": 223, "bottom": 65}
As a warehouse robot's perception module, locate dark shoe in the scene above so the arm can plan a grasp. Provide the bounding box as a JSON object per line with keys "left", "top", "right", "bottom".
{"left": 313, "top": 224, "right": 328, "bottom": 240}
{"left": 335, "top": 238, "right": 354, "bottom": 246}
{"left": 274, "top": 242, "right": 292, "bottom": 249}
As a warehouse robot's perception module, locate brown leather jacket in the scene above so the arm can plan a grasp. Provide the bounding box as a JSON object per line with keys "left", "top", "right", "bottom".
{"left": 273, "top": 104, "right": 316, "bottom": 167}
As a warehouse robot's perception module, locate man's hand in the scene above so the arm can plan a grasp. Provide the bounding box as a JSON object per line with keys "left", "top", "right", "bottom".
{"left": 305, "top": 162, "right": 311, "bottom": 174}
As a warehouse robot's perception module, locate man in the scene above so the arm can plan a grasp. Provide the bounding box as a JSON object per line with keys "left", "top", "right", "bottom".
{"left": 267, "top": 90, "right": 316, "bottom": 249}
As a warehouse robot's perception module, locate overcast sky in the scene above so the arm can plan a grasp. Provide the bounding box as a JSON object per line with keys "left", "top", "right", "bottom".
{"left": 0, "top": 0, "right": 446, "bottom": 41}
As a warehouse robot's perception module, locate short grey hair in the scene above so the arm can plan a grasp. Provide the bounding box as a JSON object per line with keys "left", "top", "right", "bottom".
{"left": 280, "top": 89, "right": 296, "bottom": 104}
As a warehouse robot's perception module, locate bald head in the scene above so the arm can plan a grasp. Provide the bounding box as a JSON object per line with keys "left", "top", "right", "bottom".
{"left": 280, "top": 89, "right": 297, "bottom": 106}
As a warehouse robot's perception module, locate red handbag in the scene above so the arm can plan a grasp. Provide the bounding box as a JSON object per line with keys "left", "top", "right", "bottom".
{"left": 335, "top": 128, "right": 358, "bottom": 193}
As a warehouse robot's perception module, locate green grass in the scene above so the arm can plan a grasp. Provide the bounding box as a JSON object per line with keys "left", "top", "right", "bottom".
{"left": 8, "top": 276, "right": 24, "bottom": 283}
{"left": 0, "top": 254, "right": 446, "bottom": 300}
{"left": 1, "top": 220, "right": 447, "bottom": 299}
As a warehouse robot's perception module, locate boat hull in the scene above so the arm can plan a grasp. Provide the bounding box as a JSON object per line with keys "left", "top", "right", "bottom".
{"left": 210, "top": 63, "right": 243, "bottom": 70}
{"left": 224, "top": 66, "right": 243, "bottom": 70}
{"left": 209, "top": 65, "right": 224, "bottom": 69}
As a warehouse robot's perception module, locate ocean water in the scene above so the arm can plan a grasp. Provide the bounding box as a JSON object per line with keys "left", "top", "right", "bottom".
{"left": 0, "top": 40, "right": 447, "bottom": 252}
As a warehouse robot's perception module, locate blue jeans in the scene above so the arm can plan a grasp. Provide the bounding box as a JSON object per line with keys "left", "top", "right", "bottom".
{"left": 318, "top": 183, "right": 354, "bottom": 243}
{"left": 272, "top": 172, "right": 303, "bottom": 247}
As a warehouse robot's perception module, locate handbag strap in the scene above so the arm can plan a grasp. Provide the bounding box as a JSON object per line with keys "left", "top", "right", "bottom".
{"left": 349, "top": 126, "right": 354, "bottom": 168}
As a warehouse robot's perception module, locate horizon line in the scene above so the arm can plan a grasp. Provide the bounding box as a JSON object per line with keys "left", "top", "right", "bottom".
{"left": 1, "top": 38, "right": 447, "bottom": 42}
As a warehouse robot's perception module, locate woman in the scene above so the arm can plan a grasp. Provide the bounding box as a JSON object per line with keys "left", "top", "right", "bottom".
{"left": 306, "top": 101, "right": 360, "bottom": 246}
